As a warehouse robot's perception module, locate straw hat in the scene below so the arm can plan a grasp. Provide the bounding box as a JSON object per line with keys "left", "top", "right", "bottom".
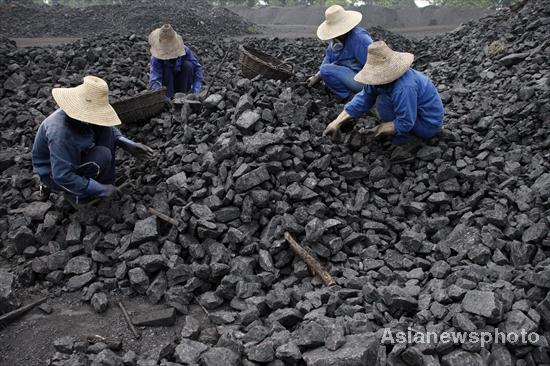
{"left": 354, "top": 41, "right": 414, "bottom": 85}
{"left": 317, "top": 5, "right": 362, "bottom": 41}
{"left": 52, "top": 76, "right": 121, "bottom": 127}
{"left": 148, "top": 24, "right": 186, "bottom": 60}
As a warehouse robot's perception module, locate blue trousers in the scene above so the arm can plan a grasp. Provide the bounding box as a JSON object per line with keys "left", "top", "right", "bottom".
{"left": 376, "top": 96, "right": 441, "bottom": 145}
{"left": 41, "top": 126, "right": 116, "bottom": 194}
{"left": 162, "top": 60, "right": 194, "bottom": 98}
{"left": 320, "top": 64, "right": 364, "bottom": 99}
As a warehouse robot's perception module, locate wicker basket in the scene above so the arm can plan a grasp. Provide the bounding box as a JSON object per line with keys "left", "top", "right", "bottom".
{"left": 111, "top": 87, "right": 166, "bottom": 124}
{"left": 239, "top": 45, "right": 294, "bottom": 81}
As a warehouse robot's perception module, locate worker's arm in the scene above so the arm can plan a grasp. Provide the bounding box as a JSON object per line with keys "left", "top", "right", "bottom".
{"left": 149, "top": 56, "right": 163, "bottom": 90}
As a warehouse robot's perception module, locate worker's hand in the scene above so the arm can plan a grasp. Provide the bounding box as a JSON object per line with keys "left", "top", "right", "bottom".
{"left": 323, "top": 119, "right": 342, "bottom": 139}
{"left": 85, "top": 179, "right": 118, "bottom": 198}
{"left": 117, "top": 137, "right": 154, "bottom": 159}
{"left": 100, "top": 184, "right": 118, "bottom": 198}
{"left": 307, "top": 73, "right": 321, "bottom": 88}
{"left": 323, "top": 110, "right": 352, "bottom": 141}
{"left": 366, "top": 122, "right": 396, "bottom": 138}
{"left": 126, "top": 142, "right": 154, "bottom": 159}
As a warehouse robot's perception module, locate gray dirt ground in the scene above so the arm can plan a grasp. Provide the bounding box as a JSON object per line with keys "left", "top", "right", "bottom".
{"left": 0, "top": 288, "right": 207, "bottom": 366}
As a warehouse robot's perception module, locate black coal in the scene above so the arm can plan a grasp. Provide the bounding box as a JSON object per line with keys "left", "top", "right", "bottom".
{"left": 0, "top": 0, "right": 256, "bottom": 37}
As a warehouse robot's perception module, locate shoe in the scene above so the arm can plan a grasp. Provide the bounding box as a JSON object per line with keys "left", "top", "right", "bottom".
{"left": 39, "top": 184, "right": 51, "bottom": 201}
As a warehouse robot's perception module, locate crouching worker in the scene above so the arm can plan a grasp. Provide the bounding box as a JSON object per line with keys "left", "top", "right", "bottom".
{"left": 324, "top": 41, "right": 444, "bottom": 144}
{"left": 32, "top": 76, "right": 154, "bottom": 204}
{"left": 307, "top": 5, "right": 372, "bottom": 101}
{"left": 148, "top": 24, "right": 204, "bottom": 98}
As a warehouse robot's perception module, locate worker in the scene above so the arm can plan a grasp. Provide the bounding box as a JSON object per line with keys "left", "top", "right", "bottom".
{"left": 323, "top": 41, "right": 444, "bottom": 144}
{"left": 32, "top": 76, "right": 154, "bottom": 204}
{"left": 307, "top": 5, "right": 373, "bottom": 101}
{"left": 148, "top": 24, "right": 204, "bottom": 98}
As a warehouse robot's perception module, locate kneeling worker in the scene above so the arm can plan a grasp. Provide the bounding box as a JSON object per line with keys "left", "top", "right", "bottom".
{"left": 324, "top": 41, "right": 444, "bottom": 144}
{"left": 32, "top": 76, "right": 153, "bottom": 204}
{"left": 307, "top": 5, "right": 373, "bottom": 100}
{"left": 148, "top": 24, "right": 204, "bottom": 98}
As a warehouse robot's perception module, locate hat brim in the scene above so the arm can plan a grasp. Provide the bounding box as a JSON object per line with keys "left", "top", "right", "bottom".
{"left": 149, "top": 33, "right": 186, "bottom": 60}
{"left": 52, "top": 86, "right": 121, "bottom": 127}
{"left": 354, "top": 52, "right": 414, "bottom": 85}
{"left": 317, "top": 11, "right": 362, "bottom": 40}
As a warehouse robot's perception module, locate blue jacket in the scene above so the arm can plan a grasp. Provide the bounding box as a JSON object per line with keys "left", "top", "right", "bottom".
{"left": 32, "top": 109, "right": 122, "bottom": 196}
{"left": 344, "top": 69, "right": 444, "bottom": 136}
{"left": 322, "top": 27, "right": 373, "bottom": 72}
{"left": 149, "top": 46, "right": 204, "bottom": 95}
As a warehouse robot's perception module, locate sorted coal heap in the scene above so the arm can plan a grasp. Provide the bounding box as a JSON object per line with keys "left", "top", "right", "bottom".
{"left": 2, "top": 2, "right": 550, "bottom": 366}
{"left": 0, "top": 0, "right": 256, "bottom": 37}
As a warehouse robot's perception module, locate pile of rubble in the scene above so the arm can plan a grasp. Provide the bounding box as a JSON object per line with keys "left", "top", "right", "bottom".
{"left": 1, "top": 1, "right": 550, "bottom": 365}
{"left": 0, "top": 0, "right": 256, "bottom": 37}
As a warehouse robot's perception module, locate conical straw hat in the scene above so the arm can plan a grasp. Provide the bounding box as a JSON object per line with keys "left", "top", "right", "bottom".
{"left": 317, "top": 5, "right": 362, "bottom": 41}
{"left": 354, "top": 41, "right": 414, "bottom": 85}
{"left": 52, "top": 76, "right": 121, "bottom": 127}
{"left": 148, "top": 24, "right": 186, "bottom": 60}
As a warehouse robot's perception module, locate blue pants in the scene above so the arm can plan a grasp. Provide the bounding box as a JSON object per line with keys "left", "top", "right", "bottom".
{"left": 376, "top": 96, "right": 441, "bottom": 145}
{"left": 162, "top": 60, "right": 194, "bottom": 98}
{"left": 320, "top": 64, "right": 364, "bottom": 99}
{"left": 41, "top": 126, "right": 116, "bottom": 194}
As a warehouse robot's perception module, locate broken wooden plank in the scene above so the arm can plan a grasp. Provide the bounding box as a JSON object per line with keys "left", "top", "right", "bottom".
{"left": 284, "top": 232, "right": 336, "bottom": 286}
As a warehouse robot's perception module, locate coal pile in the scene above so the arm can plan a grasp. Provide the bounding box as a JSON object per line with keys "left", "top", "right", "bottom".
{"left": 2, "top": 1, "right": 550, "bottom": 365}
{"left": 0, "top": 0, "right": 256, "bottom": 37}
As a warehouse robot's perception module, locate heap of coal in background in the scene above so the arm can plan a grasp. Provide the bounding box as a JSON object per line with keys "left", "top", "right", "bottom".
{"left": 0, "top": 0, "right": 256, "bottom": 37}
{"left": 0, "top": 1, "right": 549, "bottom": 365}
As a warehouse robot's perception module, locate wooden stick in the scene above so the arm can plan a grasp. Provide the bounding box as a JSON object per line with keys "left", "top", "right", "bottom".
{"left": 193, "top": 295, "right": 210, "bottom": 319}
{"left": 117, "top": 181, "right": 132, "bottom": 191}
{"left": 117, "top": 301, "right": 140, "bottom": 339}
{"left": 284, "top": 232, "right": 336, "bottom": 286}
{"left": 0, "top": 296, "right": 48, "bottom": 326}
{"left": 148, "top": 207, "right": 178, "bottom": 226}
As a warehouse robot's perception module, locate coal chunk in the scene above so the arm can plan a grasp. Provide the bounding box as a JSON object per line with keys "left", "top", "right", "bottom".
{"left": 462, "top": 290, "right": 502, "bottom": 319}
{"left": 235, "top": 166, "right": 270, "bottom": 192}
{"left": 132, "top": 307, "right": 176, "bottom": 326}
{"left": 131, "top": 216, "right": 158, "bottom": 245}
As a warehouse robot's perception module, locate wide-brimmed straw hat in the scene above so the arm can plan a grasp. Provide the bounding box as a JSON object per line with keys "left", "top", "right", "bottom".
{"left": 354, "top": 41, "right": 414, "bottom": 85}
{"left": 317, "top": 5, "right": 362, "bottom": 41}
{"left": 148, "top": 24, "right": 186, "bottom": 60}
{"left": 52, "top": 76, "right": 121, "bottom": 126}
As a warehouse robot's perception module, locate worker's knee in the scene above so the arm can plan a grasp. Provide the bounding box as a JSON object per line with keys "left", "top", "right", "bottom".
{"left": 319, "top": 64, "right": 337, "bottom": 79}
{"left": 181, "top": 60, "right": 193, "bottom": 73}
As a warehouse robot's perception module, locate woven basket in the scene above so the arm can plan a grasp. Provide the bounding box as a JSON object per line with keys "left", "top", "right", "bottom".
{"left": 239, "top": 45, "right": 294, "bottom": 81}
{"left": 111, "top": 87, "right": 166, "bottom": 124}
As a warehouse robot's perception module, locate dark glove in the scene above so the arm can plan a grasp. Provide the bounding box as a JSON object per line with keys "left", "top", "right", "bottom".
{"left": 192, "top": 81, "right": 202, "bottom": 95}
{"left": 85, "top": 179, "right": 118, "bottom": 198}
{"left": 117, "top": 137, "right": 154, "bottom": 159}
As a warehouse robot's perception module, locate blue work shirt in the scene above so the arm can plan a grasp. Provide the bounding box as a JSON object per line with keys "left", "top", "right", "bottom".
{"left": 344, "top": 69, "right": 444, "bottom": 136}
{"left": 149, "top": 46, "right": 204, "bottom": 96}
{"left": 32, "top": 109, "right": 122, "bottom": 196}
{"left": 322, "top": 27, "right": 373, "bottom": 72}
